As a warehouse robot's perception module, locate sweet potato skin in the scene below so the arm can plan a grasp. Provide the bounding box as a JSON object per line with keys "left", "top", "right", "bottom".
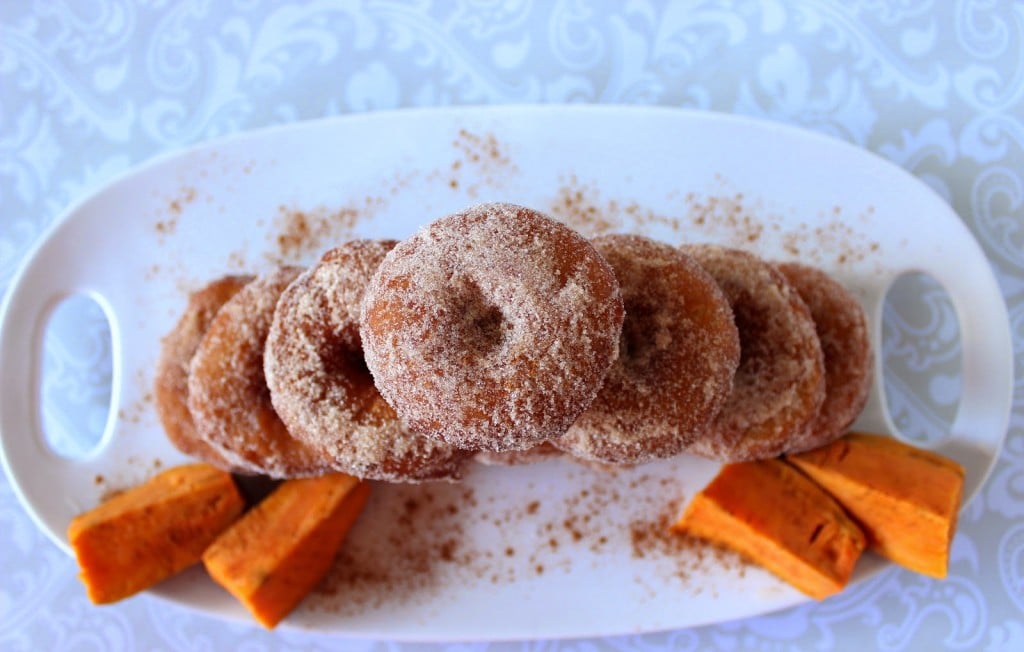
{"left": 202, "top": 473, "right": 370, "bottom": 628}
{"left": 787, "top": 432, "right": 965, "bottom": 578}
{"left": 674, "top": 459, "right": 866, "bottom": 600}
{"left": 67, "top": 463, "right": 245, "bottom": 604}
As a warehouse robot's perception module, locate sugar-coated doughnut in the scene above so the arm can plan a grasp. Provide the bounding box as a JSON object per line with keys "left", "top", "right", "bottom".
{"left": 154, "top": 275, "right": 253, "bottom": 471}
{"left": 188, "top": 267, "right": 330, "bottom": 478}
{"left": 556, "top": 235, "right": 740, "bottom": 465}
{"left": 777, "top": 262, "right": 873, "bottom": 453}
{"left": 265, "top": 240, "right": 471, "bottom": 482}
{"left": 360, "top": 202, "right": 624, "bottom": 452}
{"left": 682, "top": 245, "right": 825, "bottom": 462}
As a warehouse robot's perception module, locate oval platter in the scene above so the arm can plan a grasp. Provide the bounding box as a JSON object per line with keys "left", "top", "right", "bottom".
{"left": 0, "top": 106, "right": 1013, "bottom": 640}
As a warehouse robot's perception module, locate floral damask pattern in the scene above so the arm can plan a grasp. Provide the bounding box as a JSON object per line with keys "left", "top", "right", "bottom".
{"left": 1, "top": 1, "right": 1021, "bottom": 650}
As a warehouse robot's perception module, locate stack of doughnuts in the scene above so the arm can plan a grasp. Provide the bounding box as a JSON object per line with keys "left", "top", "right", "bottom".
{"left": 155, "top": 201, "right": 872, "bottom": 481}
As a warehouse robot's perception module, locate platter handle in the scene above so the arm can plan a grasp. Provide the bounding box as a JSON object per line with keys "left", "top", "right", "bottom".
{"left": 859, "top": 259, "right": 1014, "bottom": 508}
{"left": 0, "top": 221, "right": 124, "bottom": 555}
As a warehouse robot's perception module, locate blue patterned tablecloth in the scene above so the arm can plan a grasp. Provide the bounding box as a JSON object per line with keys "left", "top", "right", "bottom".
{"left": 2, "top": 2, "right": 1022, "bottom": 650}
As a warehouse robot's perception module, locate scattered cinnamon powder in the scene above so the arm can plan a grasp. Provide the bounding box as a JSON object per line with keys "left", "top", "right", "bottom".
{"left": 443, "top": 129, "right": 519, "bottom": 197}
{"left": 682, "top": 185, "right": 882, "bottom": 267}
{"left": 154, "top": 219, "right": 176, "bottom": 235}
{"left": 423, "top": 127, "right": 520, "bottom": 195}
{"left": 549, "top": 174, "right": 882, "bottom": 269}
{"left": 155, "top": 186, "right": 198, "bottom": 238}
{"left": 267, "top": 202, "right": 368, "bottom": 265}
{"left": 225, "top": 249, "right": 248, "bottom": 270}
{"left": 549, "top": 178, "right": 620, "bottom": 235}
{"left": 547, "top": 175, "right": 681, "bottom": 237}
{"left": 117, "top": 373, "right": 152, "bottom": 426}
{"left": 453, "top": 129, "right": 509, "bottom": 168}
{"left": 778, "top": 215, "right": 882, "bottom": 267}
{"left": 313, "top": 481, "right": 479, "bottom": 615}
{"left": 628, "top": 506, "right": 749, "bottom": 587}
{"left": 684, "top": 192, "right": 769, "bottom": 247}
{"left": 307, "top": 464, "right": 732, "bottom": 619}
{"left": 97, "top": 459, "right": 168, "bottom": 504}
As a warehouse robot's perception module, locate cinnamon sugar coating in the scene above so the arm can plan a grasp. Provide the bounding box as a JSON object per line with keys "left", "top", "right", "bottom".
{"left": 188, "top": 267, "right": 331, "bottom": 478}
{"left": 265, "top": 240, "right": 471, "bottom": 482}
{"left": 154, "top": 275, "right": 254, "bottom": 471}
{"left": 682, "top": 245, "right": 825, "bottom": 462}
{"left": 776, "top": 262, "right": 873, "bottom": 453}
{"left": 557, "top": 235, "right": 740, "bottom": 465}
{"left": 360, "top": 202, "right": 624, "bottom": 452}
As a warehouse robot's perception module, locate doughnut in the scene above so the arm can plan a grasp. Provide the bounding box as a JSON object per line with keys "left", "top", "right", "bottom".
{"left": 188, "top": 267, "right": 330, "bottom": 478}
{"left": 360, "top": 202, "right": 624, "bottom": 452}
{"left": 556, "top": 235, "right": 740, "bottom": 465}
{"left": 265, "top": 240, "right": 471, "bottom": 482}
{"left": 154, "top": 275, "right": 253, "bottom": 471}
{"left": 776, "top": 262, "right": 873, "bottom": 453}
{"left": 681, "top": 245, "right": 825, "bottom": 462}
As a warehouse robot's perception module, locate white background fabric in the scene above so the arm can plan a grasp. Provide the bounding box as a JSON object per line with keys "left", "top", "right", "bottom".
{"left": 1, "top": 1, "right": 1022, "bottom": 649}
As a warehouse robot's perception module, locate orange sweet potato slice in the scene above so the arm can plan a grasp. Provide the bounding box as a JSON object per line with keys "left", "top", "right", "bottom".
{"left": 202, "top": 473, "right": 370, "bottom": 629}
{"left": 787, "top": 431, "right": 965, "bottom": 578}
{"left": 673, "top": 458, "right": 866, "bottom": 600}
{"left": 67, "top": 463, "right": 245, "bottom": 604}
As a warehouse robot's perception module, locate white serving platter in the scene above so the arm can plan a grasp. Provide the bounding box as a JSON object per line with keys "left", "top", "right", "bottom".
{"left": 0, "top": 106, "right": 1013, "bottom": 640}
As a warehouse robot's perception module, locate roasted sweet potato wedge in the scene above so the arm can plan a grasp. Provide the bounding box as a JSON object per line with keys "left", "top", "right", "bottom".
{"left": 674, "top": 458, "right": 866, "bottom": 599}
{"left": 787, "top": 432, "right": 964, "bottom": 578}
{"left": 68, "top": 463, "right": 245, "bottom": 604}
{"left": 202, "top": 473, "right": 370, "bottom": 628}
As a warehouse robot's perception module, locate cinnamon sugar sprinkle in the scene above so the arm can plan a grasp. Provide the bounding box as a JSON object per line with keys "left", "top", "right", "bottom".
{"left": 266, "top": 200, "right": 379, "bottom": 266}
{"left": 547, "top": 175, "right": 882, "bottom": 267}
{"left": 441, "top": 128, "right": 519, "bottom": 197}
{"left": 308, "top": 466, "right": 736, "bottom": 617}
{"left": 154, "top": 186, "right": 197, "bottom": 240}
{"left": 547, "top": 174, "right": 681, "bottom": 237}
{"left": 167, "top": 186, "right": 197, "bottom": 217}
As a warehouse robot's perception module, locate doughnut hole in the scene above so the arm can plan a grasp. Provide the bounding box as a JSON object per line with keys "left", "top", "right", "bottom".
{"left": 730, "top": 289, "right": 777, "bottom": 381}
{"left": 316, "top": 329, "right": 388, "bottom": 426}
{"left": 449, "top": 278, "right": 511, "bottom": 361}
{"left": 620, "top": 296, "right": 671, "bottom": 375}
